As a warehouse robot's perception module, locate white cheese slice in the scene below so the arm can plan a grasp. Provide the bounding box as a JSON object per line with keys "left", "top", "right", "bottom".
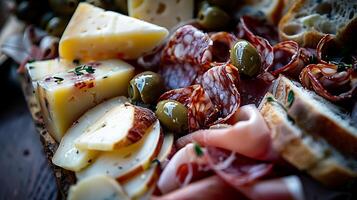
{"left": 128, "top": 0, "right": 194, "bottom": 29}
{"left": 37, "top": 59, "right": 134, "bottom": 142}
{"left": 76, "top": 121, "right": 162, "bottom": 182}
{"left": 52, "top": 97, "right": 128, "bottom": 172}
{"left": 122, "top": 133, "right": 174, "bottom": 198}
{"left": 67, "top": 175, "right": 129, "bottom": 200}
{"left": 59, "top": 3, "right": 169, "bottom": 61}
{"left": 75, "top": 104, "right": 155, "bottom": 151}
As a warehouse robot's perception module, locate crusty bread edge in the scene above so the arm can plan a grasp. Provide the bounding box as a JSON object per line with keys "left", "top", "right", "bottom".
{"left": 273, "top": 75, "right": 357, "bottom": 156}
{"left": 259, "top": 93, "right": 357, "bottom": 187}
{"left": 278, "top": 0, "right": 325, "bottom": 47}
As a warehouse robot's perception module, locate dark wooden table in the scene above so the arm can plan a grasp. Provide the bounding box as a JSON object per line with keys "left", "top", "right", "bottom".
{"left": 0, "top": 65, "right": 57, "bottom": 200}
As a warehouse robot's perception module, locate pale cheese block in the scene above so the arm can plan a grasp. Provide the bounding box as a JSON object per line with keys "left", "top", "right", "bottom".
{"left": 76, "top": 120, "right": 162, "bottom": 182}
{"left": 52, "top": 97, "right": 128, "bottom": 172}
{"left": 25, "top": 59, "right": 74, "bottom": 90}
{"left": 37, "top": 59, "right": 134, "bottom": 142}
{"left": 122, "top": 133, "right": 174, "bottom": 198}
{"left": 67, "top": 175, "right": 129, "bottom": 200}
{"left": 59, "top": 3, "right": 169, "bottom": 62}
{"left": 128, "top": 0, "right": 194, "bottom": 29}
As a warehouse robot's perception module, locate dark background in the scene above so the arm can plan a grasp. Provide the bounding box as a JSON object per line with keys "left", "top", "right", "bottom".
{"left": 0, "top": 62, "right": 57, "bottom": 200}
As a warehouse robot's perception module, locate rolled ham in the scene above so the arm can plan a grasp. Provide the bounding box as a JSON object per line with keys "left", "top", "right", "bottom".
{"left": 177, "top": 105, "right": 278, "bottom": 160}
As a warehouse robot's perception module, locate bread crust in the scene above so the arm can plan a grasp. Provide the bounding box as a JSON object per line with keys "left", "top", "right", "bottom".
{"left": 273, "top": 76, "right": 357, "bottom": 157}
{"left": 278, "top": 0, "right": 326, "bottom": 47}
{"left": 260, "top": 93, "right": 357, "bottom": 187}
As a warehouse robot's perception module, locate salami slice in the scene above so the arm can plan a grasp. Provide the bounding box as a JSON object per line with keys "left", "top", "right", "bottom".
{"left": 159, "top": 85, "right": 216, "bottom": 131}
{"left": 201, "top": 64, "right": 240, "bottom": 125}
{"left": 270, "top": 41, "right": 303, "bottom": 78}
{"left": 209, "top": 32, "right": 238, "bottom": 63}
{"left": 188, "top": 86, "right": 217, "bottom": 131}
{"left": 162, "top": 25, "right": 212, "bottom": 64}
{"left": 238, "top": 16, "right": 274, "bottom": 71}
{"left": 159, "top": 25, "right": 213, "bottom": 89}
{"left": 205, "top": 147, "right": 273, "bottom": 189}
{"left": 300, "top": 63, "right": 356, "bottom": 101}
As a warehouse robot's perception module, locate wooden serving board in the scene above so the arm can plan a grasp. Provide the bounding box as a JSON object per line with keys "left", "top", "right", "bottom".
{"left": 20, "top": 74, "right": 75, "bottom": 199}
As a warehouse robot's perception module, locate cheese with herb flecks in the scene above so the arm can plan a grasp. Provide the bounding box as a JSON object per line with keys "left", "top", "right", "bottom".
{"left": 25, "top": 59, "right": 75, "bottom": 90}
{"left": 37, "top": 59, "right": 134, "bottom": 142}
{"left": 128, "top": 0, "right": 194, "bottom": 29}
{"left": 59, "top": 3, "right": 168, "bottom": 62}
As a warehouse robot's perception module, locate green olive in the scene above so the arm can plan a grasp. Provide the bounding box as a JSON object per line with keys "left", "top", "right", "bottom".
{"left": 49, "top": 0, "right": 79, "bottom": 16}
{"left": 128, "top": 71, "right": 165, "bottom": 104}
{"left": 46, "top": 17, "right": 68, "bottom": 37}
{"left": 197, "top": 6, "right": 229, "bottom": 30}
{"left": 155, "top": 100, "right": 188, "bottom": 134}
{"left": 230, "top": 40, "right": 262, "bottom": 77}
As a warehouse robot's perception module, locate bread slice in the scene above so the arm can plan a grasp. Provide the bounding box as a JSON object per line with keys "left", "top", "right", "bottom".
{"left": 242, "top": 0, "right": 286, "bottom": 25}
{"left": 259, "top": 93, "right": 357, "bottom": 187}
{"left": 278, "top": 0, "right": 357, "bottom": 47}
{"left": 272, "top": 75, "right": 357, "bottom": 157}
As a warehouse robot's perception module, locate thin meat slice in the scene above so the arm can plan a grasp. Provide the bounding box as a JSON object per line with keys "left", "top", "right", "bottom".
{"left": 205, "top": 147, "right": 273, "bottom": 188}
{"left": 177, "top": 105, "right": 277, "bottom": 160}
{"left": 160, "top": 25, "right": 212, "bottom": 89}
{"left": 201, "top": 64, "right": 241, "bottom": 126}
{"left": 157, "top": 144, "right": 208, "bottom": 194}
{"left": 237, "top": 16, "right": 274, "bottom": 71}
{"left": 153, "top": 176, "right": 246, "bottom": 200}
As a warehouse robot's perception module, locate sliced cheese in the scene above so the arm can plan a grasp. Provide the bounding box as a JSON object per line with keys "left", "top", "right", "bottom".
{"left": 75, "top": 104, "right": 155, "bottom": 151}
{"left": 37, "top": 59, "right": 134, "bottom": 142}
{"left": 76, "top": 120, "right": 162, "bottom": 182}
{"left": 122, "top": 133, "right": 174, "bottom": 198}
{"left": 52, "top": 97, "right": 128, "bottom": 172}
{"left": 59, "top": 3, "right": 169, "bottom": 61}
{"left": 68, "top": 175, "right": 129, "bottom": 200}
{"left": 128, "top": 0, "right": 194, "bottom": 29}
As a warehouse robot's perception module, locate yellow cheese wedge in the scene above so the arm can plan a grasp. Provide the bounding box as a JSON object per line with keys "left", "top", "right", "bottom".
{"left": 76, "top": 121, "right": 162, "bottom": 182}
{"left": 37, "top": 59, "right": 134, "bottom": 142}
{"left": 59, "top": 3, "right": 169, "bottom": 62}
{"left": 128, "top": 0, "right": 194, "bottom": 29}
{"left": 52, "top": 97, "right": 128, "bottom": 172}
{"left": 68, "top": 175, "right": 129, "bottom": 200}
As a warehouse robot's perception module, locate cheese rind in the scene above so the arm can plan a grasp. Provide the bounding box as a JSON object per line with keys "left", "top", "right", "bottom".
{"left": 67, "top": 175, "right": 129, "bottom": 200}
{"left": 52, "top": 97, "right": 128, "bottom": 171}
{"left": 59, "top": 3, "right": 169, "bottom": 61}
{"left": 37, "top": 59, "right": 134, "bottom": 142}
{"left": 128, "top": 0, "right": 194, "bottom": 29}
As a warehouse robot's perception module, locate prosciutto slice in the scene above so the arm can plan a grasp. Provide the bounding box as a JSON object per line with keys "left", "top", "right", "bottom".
{"left": 177, "top": 105, "right": 277, "bottom": 160}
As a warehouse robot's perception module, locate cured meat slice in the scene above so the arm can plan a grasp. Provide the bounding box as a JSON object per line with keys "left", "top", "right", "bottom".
{"left": 205, "top": 147, "right": 273, "bottom": 188}
{"left": 209, "top": 32, "right": 238, "bottom": 63}
{"left": 300, "top": 35, "right": 357, "bottom": 101}
{"left": 162, "top": 25, "right": 212, "bottom": 64}
{"left": 201, "top": 64, "right": 240, "bottom": 125}
{"left": 159, "top": 25, "right": 212, "bottom": 89}
{"left": 237, "top": 16, "right": 274, "bottom": 71}
{"left": 159, "top": 64, "right": 241, "bottom": 131}
{"left": 270, "top": 41, "right": 303, "bottom": 77}
{"left": 177, "top": 105, "right": 276, "bottom": 160}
